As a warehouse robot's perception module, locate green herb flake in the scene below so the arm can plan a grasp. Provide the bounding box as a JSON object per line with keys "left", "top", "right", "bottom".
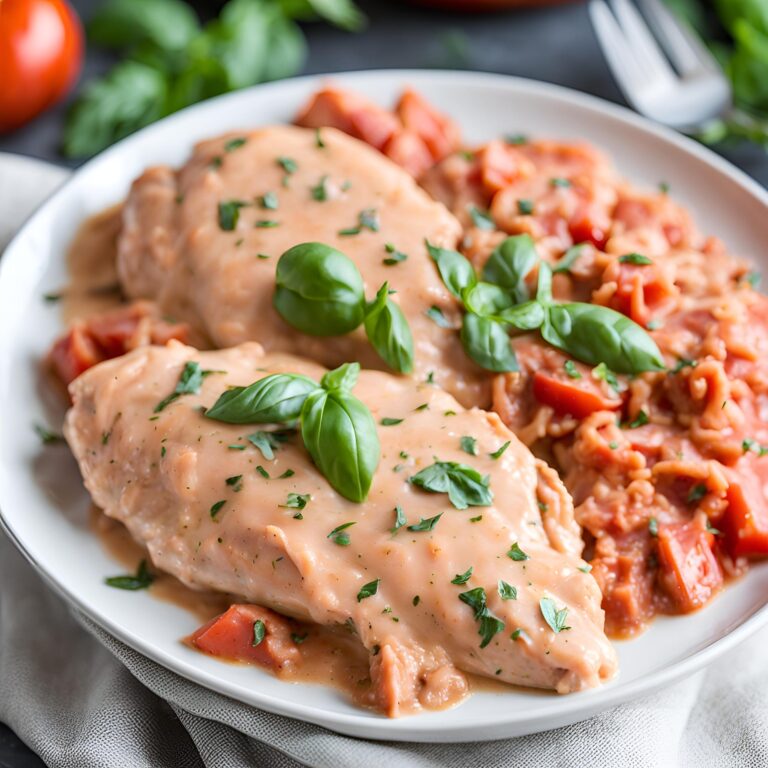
{"left": 469, "top": 514, "right": 483, "bottom": 523}
{"left": 628, "top": 410, "right": 650, "bottom": 429}
{"left": 34, "top": 423, "right": 63, "bottom": 444}
{"left": 217, "top": 200, "right": 248, "bottom": 231}
{"left": 210, "top": 500, "right": 226, "bottom": 518}
{"left": 619, "top": 252, "right": 653, "bottom": 265}
{"left": 451, "top": 567, "right": 473, "bottom": 585}
{"left": 391, "top": 505, "right": 407, "bottom": 533}
{"left": 426, "top": 305, "right": 453, "bottom": 328}
{"left": 460, "top": 435, "right": 478, "bottom": 456}
{"left": 564, "top": 360, "right": 582, "bottom": 379}
{"left": 224, "top": 137, "right": 246, "bottom": 152}
{"left": 659, "top": 181, "right": 670, "bottom": 194}
{"left": 258, "top": 191, "right": 278, "bottom": 210}
{"left": 276, "top": 156, "right": 297, "bottom": 175}
{"left": 687, "top": 483, "right": 707, "bottom": 505}
{"left": 507, "top": 542, "right": 529, "bottom": 561}
{"left": 468, "top": 205, "right": 495, "bottom": 231}
{"left": 458, "top": 587, "right": 505, "bottom": 648}
{"left": 256, "top": 465, "right": 270, "bottom": 479}
{"left": 255, "top": 219, "right": 280, "bottom": 228}
{"left": 672, "top": 358, "right": 697, "bottom": 374}
{"left": 311, "top": 175, "right": 329, "bottom": 201}
{"left": 540, "top": 597, "right": 570, "bottom": 633}
{"left": 281, "top": 493, "right": 311, "bottom": 510}
{"left": 409, "top": 461, "right": 493, "bottom": 510}
{"left": 592, "top": 362, "right": 620, "bottom": 393}
{"left": 278, "top": 469, "right": 295, "bottom": 479}
{"left": 648, "top": 516, "right": 659, "bottom": 537}
{"left": 498, "top": 580, "right": 517, "bottom": 600}
{"left": 505, "top": 134, "right": 527, "bottom": 145}
{"left": 154, "top": 361, "right": 205, "bottom": 412}
{"left": 550, "top": 177, "right": 571, "bottom": 188}
{"left": 578, "top": 564, "right": 593, "bottom": 574}
{"left": 407, "top": 513, "right": 443, "bottom": 532}
{"left": 380, "top": 417, "right": 403, "bottom": 426}
{"left": 252, "top": 619, "right": 266, "bottom": 646}
{"left": 383, "top": 243, "right": 408, "bottom": 266}
{"left": 489, "top": 441, "right": 510, "bottom": 460}
{"left": 552, "top": 243, "right": 586, "bottom": 274}
{"left": 315, "top": 128, "right": 325, "bottom": 149}
{"left": 511, "top": 628, "right": 523, "bottom": 640}
{"left": 357, "top": 578, "right": 380, "bottom": 602}
{"left": 328, "top": 521, "right": 356, "bottom": 546}
{"left": 226, "top": 474, "right": 243, "bottom": 492}
{"left": 517, "top": 199, "right": 534, "bottom": 215}
{"left": 43, "top": 292, "right": 62, "bottom": 303}
{"left": 104, "top": 559, "right": 153, "bottom": 591}
{"left": 247, "top": 431, "right": 281, "bottom": 460}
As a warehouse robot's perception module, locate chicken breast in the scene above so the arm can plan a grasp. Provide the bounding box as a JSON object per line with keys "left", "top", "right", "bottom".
{"left": 117, "top": 125, "right": 488, "bottom": 407}
{"left": 65, "top": 341, "right": 617, "bottom": 715}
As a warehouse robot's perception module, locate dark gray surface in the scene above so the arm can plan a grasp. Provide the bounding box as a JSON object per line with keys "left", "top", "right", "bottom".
{"left": 1, "top": 0, "right": 767, "bottom": 765}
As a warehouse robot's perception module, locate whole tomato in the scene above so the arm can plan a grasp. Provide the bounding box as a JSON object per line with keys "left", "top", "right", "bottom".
{"left": 0, "top": 0, "right": 84, "bottom": 133}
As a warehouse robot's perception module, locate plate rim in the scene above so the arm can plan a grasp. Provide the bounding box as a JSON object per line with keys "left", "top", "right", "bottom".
{"left": 2, "top": 68, "right": 768, "bottom": 742}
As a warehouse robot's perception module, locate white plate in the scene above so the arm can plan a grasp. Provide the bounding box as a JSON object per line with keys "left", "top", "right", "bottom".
{"left": 2, "top": 70, "right": 768, "bottom": 743}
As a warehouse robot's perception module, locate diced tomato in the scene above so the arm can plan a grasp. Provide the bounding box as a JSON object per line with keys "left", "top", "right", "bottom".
{"left": 532, "top": 371, "right": 622, "bottom": 419}
{"left": 723, "top": 462, "right": 768, "bottom": 557}
{"left": 478, "top": 140, "right": 524, "bottom": 194}
{"left": 603, "top": 260, "right": 673, "bottom": 327}
{"left": 383, "top": 130, "right": 434, "bottom": 178}
{"left": 568, "top": 213, "right": 608, "bottom": 250}
{"left": 395, "top": 88, "right": 461, "bottom": 162}
{"left": 657, "top": 520, "right": 722, "bottom": 612}
{"left": 295, "top": 87, "right": 399, "bottom": 151}
{"left": 191, "top": 604, "right": 301, "bottom": 670}
{"left": 49, "top": 324, "right": 103, "bottom": 386}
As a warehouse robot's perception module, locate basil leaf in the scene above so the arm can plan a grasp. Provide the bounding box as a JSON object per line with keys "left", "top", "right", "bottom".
{"left": 507, "top": 542, "right": 529, "bottom": 561}
{"left": 363, "top": 283, "right": 415, "bottom": 374}
{"left": 321, "top": 361, "right": 359, "bottom": 393}
{"left": 274, "top": 242, "right": 366, "bottom": 336}
{"left": 300, "top": 386, "right": 380, "bottom": 503}
{"left": 391, "top": 505, "right": 407, "bottom": 532}
{"left": 407, "top": 513, "right": 442, "bottom": 532}
{"left": 426, "top": 240, "right": 477, "bottom": 299}
{"left": 459, "top": 587, "right": 505, "bottom": 648}
{"left": 327, "top": 521, "right": 356, "bottom": 546}
{"left": 536, "top": 261, "right": 553, "bottom": 304}
{"left": 246, "top": 431, "right": 281, "bottom": 460}
{"left": 105, "top": 559, "right": 153, "bottom": 591}
{"left": 539, "top": 597, "right": 571, "bottom": 633}
{"left": 451, "top": 566, "right": 473, "bottom": 585}
{"left": 205, "top": 373, "right": 319, "bottom": 423}
{"left": 425, "top": 305, "right": 453, "bottom": 328}
{"left": 460, "top": 435, "right": 478, "bottom": 456}
{"left": 619, "top": 252, "right": 653, "bottom": 265}
{"left": 460, "top": 313, "right": 519, "bottom": 373}
{"left": 357, "top": 578, "right": 380, "bottom": 602}
{"left": 497, "top": 300, "right": 545, "bottom": 331}
{"left": 541, "top": 303, "right": 665, "bottom": 373}
{"left": 498, "top": 580, "right": 517, "bottom": 600}
{"left": 155, "top": 361, "right": 204, "bottom": 412}
{"left": 409, "top": 460, "right": 493, "bottom": 510}
{"left": 481, "top": 234, "right": 538, "bottom": 303}
{"left": 462, "top": 282, "right": 514, "bottom": 318}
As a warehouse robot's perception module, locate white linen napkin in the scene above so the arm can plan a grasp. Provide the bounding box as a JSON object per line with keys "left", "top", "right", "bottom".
{"left": 1, "top": 154, "right": 766, "bottom": 768}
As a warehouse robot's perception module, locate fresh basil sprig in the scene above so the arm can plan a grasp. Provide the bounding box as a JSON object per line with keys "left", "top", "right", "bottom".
{"left": 427, "top": 235, "right": 665, "bottom": 375}
{"left": 206, "top": 362, "right": 380, "bottom": 502}
{"left": 273, "top": 242, "right": 414, "bottom": 373}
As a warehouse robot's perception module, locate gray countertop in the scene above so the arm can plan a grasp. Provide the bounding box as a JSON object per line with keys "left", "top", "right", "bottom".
{"left": 1, "top": 0, "right": 766, "bottom": 764}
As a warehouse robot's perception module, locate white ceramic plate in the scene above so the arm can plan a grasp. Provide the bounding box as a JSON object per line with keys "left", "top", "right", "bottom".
{"left": 2, "top": 70, "right": 768, "bottom": 743}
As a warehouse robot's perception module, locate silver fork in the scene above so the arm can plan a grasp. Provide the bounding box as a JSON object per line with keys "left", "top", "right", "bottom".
{"left": 589, "top": 0, "right": 731, "bottom": 131}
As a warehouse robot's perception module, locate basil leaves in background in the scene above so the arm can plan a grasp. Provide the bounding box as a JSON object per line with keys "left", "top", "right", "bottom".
{"left": 63, "top": 0, "right": 365, "bottom": 157}
{"left": 205, "top": 362, "right": 380, "bottom": 502}
{"left": 427, "top": 234, "right": 665, "bottom": 375}
{"left": 273, "top": 242, "right": 414, "bottom": 373}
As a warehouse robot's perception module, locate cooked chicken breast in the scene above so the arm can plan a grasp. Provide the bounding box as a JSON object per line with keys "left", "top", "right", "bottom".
{"left": 65, "top": 340, "right": 617, "bottom": 715}
{"left": 117, "top": 125, "right": 489, "bottom": 407}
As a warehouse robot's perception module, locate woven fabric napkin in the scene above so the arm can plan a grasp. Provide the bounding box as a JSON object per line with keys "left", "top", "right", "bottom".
{"left": 1, "top": 154, "right": 766, "bottom": 768}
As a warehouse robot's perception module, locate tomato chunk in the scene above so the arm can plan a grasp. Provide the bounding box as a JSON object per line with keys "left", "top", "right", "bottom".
{"left": 191, "top": 604, "right": 301, "bottom": 670}
{"left": 383, "top": 130, "right": 434, "bottom": 178}
{"left": 603, "top": 260, "right": 673, "bottom": 327}
{"left": 657, "top": 520, "right": 722, "bottom": 612}
{"left": 49, "top": 325, "right": 103, "bottom": 386}
{"left": 532, "top": 371, "right": 622, "bottom": 418}
{"left": 395, "top": 88, "right": 461, "bottom": 162}
{"left": 723, "top": 463, "right": 768, "bottom": 557}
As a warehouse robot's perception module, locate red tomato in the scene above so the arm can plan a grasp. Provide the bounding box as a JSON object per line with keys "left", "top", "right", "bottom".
{"left": 0, "top": 0, "right": 83, "bottom": 133}
{"left": 723, "top": 460, "right": 768, "bottom": 558}
{"left": 532, "top": 370, "right": 622, "bottom": 418}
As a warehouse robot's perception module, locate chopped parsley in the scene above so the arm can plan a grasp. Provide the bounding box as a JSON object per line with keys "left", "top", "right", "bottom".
{"left": 407, "top": 513, "right": 442, "bottom": 532}
{"left": 278, "top": 469, "right": 295, "bottom": 479}
{"left": 552, "top": 243, "right": 586, "bottom": 274}
{"left": 550, "top": 177, "right": 571, "bottom": 188}
{"left": 460, "top": 435, "right": 478, "bottom": 456}
{"left": 224, "top": 137, "right": 246, "bottom": 152}
{"left": 458, "top": 587, "right": 505, "bottom": 648}
{"left": 671, "top": 358, "right": 698, "bottom": 374}
{"left": 517, "top": 198, "right": 534, "bottom": 215}
{"left": 247, "top": 431, "right": 282, "bottom": 460}
{"left": 489, "top": 441, "right": 510, "bottom": 460}
{"left": 391, "top": 505, "right": 407, "bottom": 533}
{"left": 592, "top": 362, "right": 620, "bottom": 393}
{"left": 225, "top": 474, "right": 243, "bottom": 492}
{"left": 210, "top": 500, "right": 226, "bottom": 518}
{"left": 469, "top": 514, "right": 483, "bottom": 523}
{"left": 314, "top": 128, "right": 325, "bottom": 148}
{"left": 648, "top": 516, "right": 659, "bottom": 537}
{"left": 498, "top": 580, "right": 517, "bottom": 600}
{"left": 252, "top": 619, "right": 266, "bottom": 646}
{"left": 380, "top": 417, "right": 403, "bottom": 426}
{"left": 276, "top": 156, "right": 297, "bottom": 175}
{"left": 339, "top": 208, "right": 379, "bottom": 236}
{"left": 256, "top": 465, "right": 270, "bottom": 479}
{"left": 619, "top": 252, "right": 653, "bottom": 265}
{"left": 687, "top": 483, "right": 707, "bottom": 505}
{"left": 468, "top": 205, "right": 495, "bottom": 230}
{"left": 105, "top": 559, "right": 153, "bottom": 591}
{"left": 258, "top": 191, "right": 278, "bottom": 210}
{"left": 409, "top": 461, "right": 493, "bottom": 510}
{"left": 426, "top": 305, "right": 453, "bottom": 328}
{"left": 451, "top": 567, "right": 473, "bottom": 585}
{"left": 154, "top": 361, "right": 206, "bottom": 412}
{"left": 540, "top": 597, "right": 570, "bottom": 633}
{"left": 628, "top": 410, "right": 650, "bottom": 429}
{"left": 34, "top": 423, "right": 63, "bottom": 444}
{"left": 510, "top": 628, "right": 523, "bottom": 641}
{"left": 281, "top": 493, "right": 310, "bottom": 510}
{"left": 327, "top": 521, "right": 356, "bottom": 546}
{"left": 254, "top": 219, "right": 280, "bottom": 228}
{"left": 383, "top": 243, "right": 408, "bottom": 266}
{"left": 217, "top": 200, "right": 248, "bottom": 231}
{"left": 291, "top": 632, "right": 309, "bottom": 644}
{"left": 564, "top": 360, "right": 581, "bottom": 379}
{"left": 310, "top": 175, "right": 329, "bottom": 201}
{"left": 357, "top": 578, "right": 380, "bottom": 602}
{"left": 507, "top": 542, "right": 529, "bottom": 561}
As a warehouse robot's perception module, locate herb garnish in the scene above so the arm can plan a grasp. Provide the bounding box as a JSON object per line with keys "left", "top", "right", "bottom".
{"left": 380, "top": 417, "right": 403, "bottom": 426}
{"left": 550, "top": 177, "right": 571, "bottom": 188}
{"left": 409, "top": 461, "right": 493, "bottom": 510}
{"left": 671, "top": 358, "right": 698, "bottom": 374}
{"left": 357, "top": 578, "right": 380, "bottom": 602}
{"left": 281, "top": 493, "right": 310, "bottom": 510}
{"left": 539, "top": 597, "right": 570, "bottom": 633}
{"left": 247, "top": 430, "right": 283, "bottom": 460}
{"left": 311, "top": 175, "right": 329, "bottom": 201}
{"left": 278, "top": 469, "right": 295, "bottom": 479}
{"left": 155, "top": 361, "right": 206, "bottom": 412}
{"left": 256, "top": 465, "right": 270, "bottom": 478}
{"left": 277, "top": 156, "right": 297, "bottom": 175}
{"left": 489, "top": 441, "right": 510, "bottom": 460}
{"left": 552, "top": 243, "right": 586, "bottom": 275}
{"left": 648, "top": 517, "right": 659, "bottom": 537}
{"left": 328, "top": 521, "right": 356, "bottom": 546}
{"left": 468, "top": 205, "right": 495, "bottom": 230}
{"left": 255, "top": 219, "right": 280, "bottom": 228}
{"left": 426, "top": 305, "right": 453, "bottom": 328}
{"left": 498, "top": 580, "right": 517, "bottom": 600}
{"left": 217, "top": 200, "right": 248, "bottom": 231}
{"left": 105, "top": 559, "right": 154, "bottom": 591}
{"left": 460, "top": 435, "right": 478, "bottom": 456}
{"left": 339, "top": 208, "right": 379, "bottom": 235}
{"left": 391, "top": 505, "right": 407, "bottom": 532}
{"left": 592, "top": 362, "right": 620, "bottom": 393}
{"left": 507, "top": 542, "right": 529, "bottom": 561}
{"left": 458, "top": 587, "right": 505, "bottom": 648}
{"left": 34, "top": 423, "right": 63, "bottom": 444}
{"left": 619, "top": 253, "right": 653, "bottom": 265}
{"left": 517, "top": 199, "right": 534, "bottom": 215}
{"left": 627, "top": 410, "right": 650, "bottom": 428}
{"left": 383, "top": 243, "right": 408, "bottom": 266}
{"left": 292, "top": 632, "right": 309, "bottom": 644}
{"left": 407, "top": 513, "right": 442, "bottom": 532}
{"left": 258, "top": 191, "right": 278, "bottom": 210}
{"left": 224, "top": 137, "right": 246, "bottom": 152}
{"left": 451, "top": 567, "right": 473, "bottom": 585}
{"left": 315, "top": 128, "right": 325, "bottom": 148}
{"left": 252, "top": 620, "right": 266, "bottom": 646}
{"left": 225, "top": 474, "right": 243, "bottom": 492}
{"left": 687, "top": 483, "right": 707, "bottom": 504}
{"left": 210, "top": 500, "right": 226, "bottom": 518}
{"left": 564, "top": 360, "right": 581, "bottom": 379}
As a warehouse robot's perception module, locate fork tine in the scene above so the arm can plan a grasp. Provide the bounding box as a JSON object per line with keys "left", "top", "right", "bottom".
{"left": 609, "top": 0, "right": 676, "bottom": 84}
{"left": 589, "top": 0, "right": 648, "bottom": 98}
{"left": 638, "top": 0, "right": 720, "bottom": 76}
